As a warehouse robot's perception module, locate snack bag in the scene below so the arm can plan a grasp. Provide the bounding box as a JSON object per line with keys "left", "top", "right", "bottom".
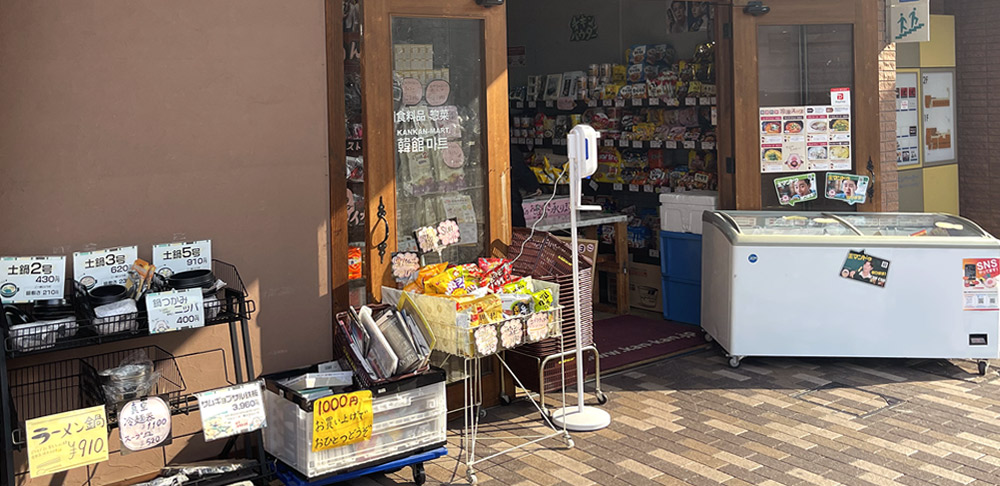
{"left": 501, "top": 277, "right": 533, "bottom": 295}
{"left": 611, "top": 65, "right": 627, "bottom": 85}
{"left": 348, "top": 247, "right": 363, "bottom": 280}
{"left": 500, "top": 294, "right": 534, "bottom": 316}
{"left": 531, "top": 288, "right": 554, "bottom": 312}
{"left": 627, "top": 44, "right": 647, "bottom": 65}
{"left": 405, "top": 262, "right": 449, "bottom": 293}
{"left": 627, "top": 64, "right": 645, "bottom": 85}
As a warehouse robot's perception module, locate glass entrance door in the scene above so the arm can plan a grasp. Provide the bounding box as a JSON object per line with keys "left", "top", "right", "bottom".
{"left": 728, "top": 0, "right": 881, "bottom": 211}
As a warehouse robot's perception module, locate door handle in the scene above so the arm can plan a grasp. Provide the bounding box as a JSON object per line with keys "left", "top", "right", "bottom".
{"left": 375, "top": 196, "right": 389, "bottom": 264}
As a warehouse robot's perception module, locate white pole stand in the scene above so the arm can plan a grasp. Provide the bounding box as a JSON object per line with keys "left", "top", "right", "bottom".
{"left": 550, "top": 124, "right": 611, "bottom": 432}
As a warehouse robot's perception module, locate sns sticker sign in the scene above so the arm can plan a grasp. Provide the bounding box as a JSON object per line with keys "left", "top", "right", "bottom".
{"left": 312, "top": 391, "right": 373, "bottom": 452}
{"left": 963, "top": 258, "right": 999, "bottom": 311}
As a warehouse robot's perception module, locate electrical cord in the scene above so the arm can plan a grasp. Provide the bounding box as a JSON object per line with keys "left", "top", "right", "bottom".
{"left": 509, "top": 166, "right": 569, "bottom": 268}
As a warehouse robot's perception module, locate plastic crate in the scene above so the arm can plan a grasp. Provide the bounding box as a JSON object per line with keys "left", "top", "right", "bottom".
{"left": 662, "top": 276, "right": 701, "bottom": 326}
{"left": 659, "top": 231, "right": 703, "bottom": 282}
{"left": 262, "top": 370, "right": 447, "bottom": 479}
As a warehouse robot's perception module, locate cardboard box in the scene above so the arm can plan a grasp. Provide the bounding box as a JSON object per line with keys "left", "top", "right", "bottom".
{"left": 606, "top": 262, "right": 663, "bottom": 313}
{"left": 629, "top": 263, "right": 662, "bottom": 312}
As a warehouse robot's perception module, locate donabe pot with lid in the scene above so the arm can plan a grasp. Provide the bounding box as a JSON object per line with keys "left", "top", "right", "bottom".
{"left": 167, "top": 269, "right": 215, "bottom": 291}
{"left": 89, "top": 284, "right": 127, "bottom": 306}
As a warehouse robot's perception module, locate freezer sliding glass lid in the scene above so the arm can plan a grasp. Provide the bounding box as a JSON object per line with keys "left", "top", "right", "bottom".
{"left": 716, "top": 212, "right": 993, "bottom": 238}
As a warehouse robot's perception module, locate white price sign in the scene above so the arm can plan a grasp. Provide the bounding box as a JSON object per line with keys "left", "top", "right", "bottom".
{"left": 73, "top": 246, "right": 137, "bottom": 290}
{"left": 152, "top": 240, "right": 211, "bottom": 277}
{"left": 1, "top": 256, "right": 66, "bottom": 303}
{"left": 146, "top": 289, "right": 204, "bottom": 334}
{"left": 118, "top": 396, "right": 172, "bottom": 453}
{"left": 195, "top": 381, "right": 267, "bottom": 442}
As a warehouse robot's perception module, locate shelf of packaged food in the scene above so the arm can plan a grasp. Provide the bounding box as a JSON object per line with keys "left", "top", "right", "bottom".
{"left": 512, "top": 137, "right": 716, "bottom": 151}
{"left": 510, "top": 96, "right": 717, "bottom": 111}
{"left": 6, "top": 346, "right": 237, "bottom": 449}
{"left": 3, "top": 261, "right": 255, "bottom": 359}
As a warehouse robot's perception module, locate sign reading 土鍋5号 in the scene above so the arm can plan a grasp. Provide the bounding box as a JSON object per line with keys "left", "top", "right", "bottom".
{"left": 152, "top": 240, "right": 212, "bottom": 277}
{"left": 312, "top": 390, "right": 373, "bottom": 452}
{"left": 0, "top": 256, "right": 66, "bottom": 304}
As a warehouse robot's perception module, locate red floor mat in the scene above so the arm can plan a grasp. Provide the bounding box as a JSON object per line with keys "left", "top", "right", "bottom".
{"left": 590, "top": 315, "right": 709, "bottom": 373}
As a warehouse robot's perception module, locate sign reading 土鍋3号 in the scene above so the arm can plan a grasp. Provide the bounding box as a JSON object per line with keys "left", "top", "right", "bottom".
{"left": 312, "top": 390, "right": 373, "bottom": 452}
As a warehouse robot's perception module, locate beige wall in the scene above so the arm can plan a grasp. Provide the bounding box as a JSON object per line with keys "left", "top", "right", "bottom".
{"left": 0, "top": 0, "right": 332, "bottom": 483}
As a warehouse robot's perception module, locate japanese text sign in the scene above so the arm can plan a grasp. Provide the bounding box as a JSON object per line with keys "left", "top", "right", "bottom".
{"left": 26, "top": 405, "right": 108, "bottom": 478}
{"left": 118, "top": 396, "right": 172, "bottom": 453}
{"left": 312, "top": 390, "right": 373, "bottom": 452}
{"left": 1, "top": 256, "right": 66, "bottom": 304}
{"left": 195, "top": 381, "right": 266, "bottom": 442}
{"left": 152, "top": 240, "right": 211, "bottom": 277}
{"left": 73, "top": 246, "right": 138, "bottom": 290}
{"left": 146, "top": 289, "right": 205, "bottom": 334}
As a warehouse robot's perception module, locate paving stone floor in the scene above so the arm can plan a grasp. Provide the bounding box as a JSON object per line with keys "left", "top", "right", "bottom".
{"left": 319, "top": 347, "right": 1000, "bottom": 486}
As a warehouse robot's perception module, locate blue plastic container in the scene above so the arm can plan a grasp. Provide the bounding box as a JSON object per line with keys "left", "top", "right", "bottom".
{"left": 659, "top": 231, "right": 703, "bottom": 281}
{"left": 661, "top": 276, "right": 701, "bottom": 326}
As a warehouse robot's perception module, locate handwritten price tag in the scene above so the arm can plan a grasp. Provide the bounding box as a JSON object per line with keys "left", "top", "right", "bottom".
{"left": 1, "top": 256, "right": 66, "bottom": 304}
{"left": 152, "top": 240, "right": 211, "bottom": 277}
{"left": 613, "top": 183, "right": 623, "bottom": 191}
{"left": 629, "top": 184, "right": 639, "bottom": 192}
{"left": 602, "top": 100, "right": 612, "bottom": 107}
{"left": 619, "top": 139, "right": 628, "bottom": 147}
{"left": 604, "top": 139, "right": 613, "bottom": 147}
{"left": 683, "top": 141, "right": 696, "bottom": 149}
{"left": 649, "top": 98, "right": 660, "bottom": 106}
{"left": 26, "top": 406, "right": 108, "bottom": 478}
{"left": 587, "top": 100, "right": 597, "bottom": 107}
{"left": 650, "top": 141, "right": 663, "bottom": 148}
{"left": 118, "top": 397, "right": 171, "bottom": 453}
{"left": 632, "top": 141, "right": 643, "bottom": 148}
{"left": 146, "top": 289, "right": 204, "bottom": 334}
{"left": 644, "top": 185, "right": 654, "bottom": 193}
{"left": 195, "top": 382, "right": 266, "bottom": 442}
{"left": 312, "top": 391, "right": 373, "bottom": 452}
{"left": 665, "top": 141, "right": 678, "bottom": 149}
{"left": 73, "top": 246, "right": 137, "bottom": 290}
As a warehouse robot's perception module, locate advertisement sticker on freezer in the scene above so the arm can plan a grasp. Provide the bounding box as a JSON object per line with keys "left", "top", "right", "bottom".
{"left": 840, "top": 251, "right": 890, "bottom": 288}
{"left": 962, "top": 258, "right": 999, "bottom": 311}
{"left": 774, "top": 173, "right": 817, "bottom": 206}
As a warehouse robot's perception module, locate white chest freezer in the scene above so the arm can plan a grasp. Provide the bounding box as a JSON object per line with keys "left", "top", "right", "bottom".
{"left": 700, "top": 211, "right": 1000, "bottom": 372}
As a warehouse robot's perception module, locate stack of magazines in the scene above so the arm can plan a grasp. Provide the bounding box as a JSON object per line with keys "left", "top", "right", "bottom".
{"left": 343, "top": 305, "right": 433, "bottom": 382}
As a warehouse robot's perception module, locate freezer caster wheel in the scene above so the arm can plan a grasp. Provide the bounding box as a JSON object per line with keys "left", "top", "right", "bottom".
{"left": 500, "top": 394, "right": 513, "bottom": 406}
{"left": 478, "top": 408, "right": 488, "bottom": 419}
{"left": 467, "top": 471, "right": 478, "bottom": 485}
{"left": 566, "top": 438, "right": 575, "bottom": 449}
{"left": 596, "top": 391, "right": 609, "bottom": 405}
{"left": 704, "top": 333, "right": 714, "bottom": 343}
{"left": 729, "top": 356, "right": 742, "bottom": 369}
{"left": 412, "top": 463, "right": 426, "bottom": 485}
{"left": 978, "top": 361, "right": 989, "bottom": 376}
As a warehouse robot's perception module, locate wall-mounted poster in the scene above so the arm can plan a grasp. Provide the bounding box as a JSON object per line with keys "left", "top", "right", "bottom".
{"left": 760, "top": 104, "right": 851, "bottom": 173}
{"left": 896, "top": 71, "right": 921, "bottom": 167}
{"left": 922, "top": 70, "right": 956, "bottom": 165}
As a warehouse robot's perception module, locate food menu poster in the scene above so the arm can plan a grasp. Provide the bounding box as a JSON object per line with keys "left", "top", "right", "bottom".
{"left": 760, "top": 106, "right": 852, "bottom": 173}
{"left": 896, "top": 72, "right": 920, "bottom": 167}
{"left": 760, "top": 90, "right": 853, "bottom": 173}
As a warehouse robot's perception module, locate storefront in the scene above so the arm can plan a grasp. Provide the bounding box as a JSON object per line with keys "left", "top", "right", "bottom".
{"left": 0, "top": 0, "right": 900, "bottom": 484}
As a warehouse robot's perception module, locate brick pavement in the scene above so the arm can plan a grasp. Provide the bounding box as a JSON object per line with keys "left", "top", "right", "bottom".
{"left": 333, "top": 348, "right": 1000, "bottom": 486}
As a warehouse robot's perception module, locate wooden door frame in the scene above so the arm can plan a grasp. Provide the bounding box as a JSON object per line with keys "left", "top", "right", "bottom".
{"left": 731, "top": 0, "right": 881, "bottom": 211}
{"left": 360, "top": 0, "right": 511, "bottom": 302}
{"left": 328, "top": 0, "right": 350, "bottom": 312}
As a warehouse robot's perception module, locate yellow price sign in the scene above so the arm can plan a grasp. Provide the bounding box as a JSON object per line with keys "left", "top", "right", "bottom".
{"left": 312, "top": 390, "right": 373, "bottom": 452}
{"left": 26, "top": 405, "right": 109, "bottom": 478}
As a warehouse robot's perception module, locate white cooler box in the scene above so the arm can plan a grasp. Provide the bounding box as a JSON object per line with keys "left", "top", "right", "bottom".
{"left": 262, "top": 368, "right": 447, "bottom": 478}
{"left": 659, "top": 190, "right": 718, "bottom": 234}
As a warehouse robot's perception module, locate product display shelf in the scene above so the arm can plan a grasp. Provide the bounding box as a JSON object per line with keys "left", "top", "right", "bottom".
{"left": 3, "top": 260, "right": 256, "bottom": 358}
{"left": 512, "top": 137, "right": 716, "bottom": 151}
{"left": 0, "top": 260, "right": 269, "bottom": 486}
{"left": 510, "top": 96, "right": 717, "bottom": 111}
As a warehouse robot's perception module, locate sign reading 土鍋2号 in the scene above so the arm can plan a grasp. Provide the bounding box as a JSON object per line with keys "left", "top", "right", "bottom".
{"left": 0, "top": 256, "right": 66, "bottom": 304}
{"left": 312, "top": 390, "right": 373, "bottom": 452}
